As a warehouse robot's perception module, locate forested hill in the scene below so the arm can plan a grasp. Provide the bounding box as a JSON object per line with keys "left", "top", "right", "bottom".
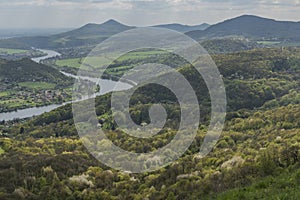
{"left": 186, "top": 15, "right": 300, "bottom": 41}
{"left": 0, "top": 19, "right": 135, "bottom": 49}
{"left": 0, "top": 47, "right": 299, "bottom": 199}
{"left": 0, "top": 58, "right": 71, "bottom": 83}
{"left": 201, "top": 38, "right": 261, "bottom": 54}
{"left": 18, "top": 47, "right": 300, "bottom": 129}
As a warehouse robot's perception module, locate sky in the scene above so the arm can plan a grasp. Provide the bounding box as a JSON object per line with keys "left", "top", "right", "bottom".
{"left": 0, "top": 0, "right": 299, "bottom": 29}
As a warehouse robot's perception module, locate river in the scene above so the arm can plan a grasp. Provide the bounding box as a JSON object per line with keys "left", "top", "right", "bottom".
{"left": 0, "top": 49, "right": 132, "bottom": 121}
{"left": 31, "top": 49, "right": 61, "bottom": 63}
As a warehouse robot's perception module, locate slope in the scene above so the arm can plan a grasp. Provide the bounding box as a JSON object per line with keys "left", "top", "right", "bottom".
{"left": 186, "top": 15, "right": 300, "bottom": 41}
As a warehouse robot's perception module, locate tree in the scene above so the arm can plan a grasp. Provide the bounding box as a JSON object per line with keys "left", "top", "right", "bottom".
{"left": 19, "top": 127, "right": 25, "bottom": 134}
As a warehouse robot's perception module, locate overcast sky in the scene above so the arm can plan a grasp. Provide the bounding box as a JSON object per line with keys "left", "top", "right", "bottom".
{"left": 0, "top": 0, "right": 299, "bottom": 29}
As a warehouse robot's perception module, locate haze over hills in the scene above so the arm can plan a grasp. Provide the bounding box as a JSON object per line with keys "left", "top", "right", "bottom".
{"left": 0, "top": 19, "right": 135, "bottom": 49}
{"left": 1, "top": 15, "right": 300, "bottom": 50}
{"left": 54, "top": 19, "right": 134, "bottom": 39}
{"left": 186, "top": 15, "right": 300, "bottom": 41}
{"left": 0, "top": 20, "right": 206, "bottom": 49}
{"left": 153, "top": 23, "right": 210, "bottom": 32}
{"left": 0, "top": 28, "right": 73, "bottom": 39}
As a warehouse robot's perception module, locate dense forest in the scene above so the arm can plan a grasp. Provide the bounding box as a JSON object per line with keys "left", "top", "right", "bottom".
{"left": 0, "top": 46, "right": 299, "bottom": 199}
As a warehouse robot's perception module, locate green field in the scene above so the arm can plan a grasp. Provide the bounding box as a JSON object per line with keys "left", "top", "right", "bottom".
{"left": 0, "top": 48, "right": 29, "bottom": 54}
{"left": 117, "top": 50, "right": 166, "bottom": 61}
{"left": 56, "top": 56, "right": 114, "bottom": 70}
{"left": 55, "top": 58, "right": 82, "bottom": 69}
{"left": 19, "top": 82, "right": 56, "bottom": 90}
{"left": 214, "top": 170, "right": 300, "bottom": 200}
{"left": 83, "top": 56, "right": 112, "bottom": 68}
{"left": 55, "top": 50, "right": 166, "bottom": 70}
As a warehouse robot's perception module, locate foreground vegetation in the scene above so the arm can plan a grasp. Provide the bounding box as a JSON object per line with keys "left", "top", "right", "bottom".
{"left": 0, "top": 47, "right": 299, "bottom": 199}
{"left": 0, "top": 100, "right": 299, "bottom": 199}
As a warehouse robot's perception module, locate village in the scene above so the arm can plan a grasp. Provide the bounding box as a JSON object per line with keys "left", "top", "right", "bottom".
{"left": 0, "top": 82, "right": 71, "bottom": 113}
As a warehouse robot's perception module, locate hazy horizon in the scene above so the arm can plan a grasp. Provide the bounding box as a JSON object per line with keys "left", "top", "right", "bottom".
{"left": 0, "top": 14, "right": 300, "bottom": 31}
{"left": 0, "top": 0, "right": 299, "bottom": 29}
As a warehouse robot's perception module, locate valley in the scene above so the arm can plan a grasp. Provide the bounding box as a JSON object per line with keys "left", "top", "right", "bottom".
{"left": 0, "top": 42, "right": 299, "bottom": 198}
{"left": 0, "top": 57, "right": 74, "bottom": 114}
{"left": 0, "top": 13, "right": 299, "bottom": 200}
{"left": 0, "top": 49, "right": 133, "bottom": 121}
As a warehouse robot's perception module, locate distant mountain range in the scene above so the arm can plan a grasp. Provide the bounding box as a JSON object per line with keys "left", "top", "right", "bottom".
{"left": 0, "top": 19, "right": 210, "bottom": 49}
{"left": 186, "top": 15, "right": 300, "bottom": 41}
{"left": 153, "top": 23, "right": 210, "bottom": 32}
{"left": 0, "top": 28, "right": 73, "bottom": 39}
{"left": 1, "top": 20, "right": 135, "bottom": 49}
{"left": 55, "top": 19, "right": 134, "bottom": 39}
{"left": 1, "top": 15, "right": 300, "bottom": 50}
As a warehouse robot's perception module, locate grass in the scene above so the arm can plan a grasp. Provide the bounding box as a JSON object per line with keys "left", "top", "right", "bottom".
{"left": 83, "top": 56, "right": 111, "bottom": 69}
{"left": 117, "top": 50, "right": 166, "bottom": 61}
{"left": 55, "top": 50, "right": 166, "bottom": 71}
{"left": 55, "top": 58, "right": 82, "bottom": 68}
{"left": 19, "top": 82, "right": 56, "bottom": 90}
{"left": 0, "top": 48, "right": 29, "bottom": 54}
{"left": 55, "top": 56, "right": 123, "bottom": 70}
{"left": 209, "top": 169, "right": 300, "bottom": 200}
{"left": 55, "top": 57, "right": 100, "bottom": 70}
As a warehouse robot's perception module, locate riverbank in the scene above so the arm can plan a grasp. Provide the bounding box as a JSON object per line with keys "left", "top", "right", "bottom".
{"left": 0, "top": 49, "right": 133, "bottom": 121}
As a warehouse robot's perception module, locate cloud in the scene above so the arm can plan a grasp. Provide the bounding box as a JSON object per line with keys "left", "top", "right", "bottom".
{"left": 201, "top": 0, "right": 299, "bottom": 6}
{"left": 0, "top": 0, "right": 115, "bottom": 6}
{"left": 1, "top": 0, "right": 299, "bottom": 8}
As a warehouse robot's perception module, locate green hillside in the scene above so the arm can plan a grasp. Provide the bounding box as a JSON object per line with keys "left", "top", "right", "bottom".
{"left": 186, "top": 15, "right": 300, "bottom": 42}
{"left": 201, "top": 38, "right": 261, "bottom": 54}
{"left": 0, "top": 47, "right": 299, "bottom": 199}
{"left": 0, "top": 58, "right": 71, "bottom": 83}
